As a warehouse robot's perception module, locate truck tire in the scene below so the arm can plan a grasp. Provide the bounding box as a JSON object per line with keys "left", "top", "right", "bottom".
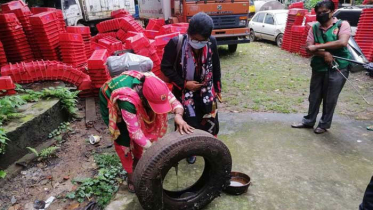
{"left": 133, "top": 130, "right": 232, "bottom": 210}
{"left": 228, "top": 44, "right": 238, "bottom": 53}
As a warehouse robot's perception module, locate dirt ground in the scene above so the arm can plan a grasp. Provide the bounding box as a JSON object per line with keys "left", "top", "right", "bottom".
{"left": 1, "top": 41, "right": 372, "bottom": 210}
{"left": 0, "top": 99, "right": 114, "bottom": 210}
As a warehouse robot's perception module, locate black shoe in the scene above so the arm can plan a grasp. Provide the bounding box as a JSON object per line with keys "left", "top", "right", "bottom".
{"left": 291, "top": 123, "right": 314, "bottom": 129}
{"left": 314, "top": 127, "right": 327, "bottom": 134}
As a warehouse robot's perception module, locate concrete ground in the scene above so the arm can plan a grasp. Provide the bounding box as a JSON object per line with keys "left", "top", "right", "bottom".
{"left": 106, "top": 112, "right": 373, "bottom": 210}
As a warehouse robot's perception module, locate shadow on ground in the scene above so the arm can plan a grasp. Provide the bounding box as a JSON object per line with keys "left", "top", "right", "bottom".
{"left": 106, "top": 112, "right": 373, "bottom": 210}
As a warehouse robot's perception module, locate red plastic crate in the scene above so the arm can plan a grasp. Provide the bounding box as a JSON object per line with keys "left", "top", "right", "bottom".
{"left": 96, "top": 18, "right": 121, "bottom": 33}
{"left": 0, "top": 76, "right": 16, "bottom": 90}
{"left": 154, "top": 32, "right": 179, "bottom": 46}
{"left": 146, "top": 19, "right": 165, "bottom": 31}
{"left": 29, "top": 11, "right": 59, "bottom": 25}
{"left": 60, "top": 33, "right": 84, "bottom": 42}
{"left": 111, "top": 9, "right": 130, "bottom": 18}
{"left": 88, "top": 49, "right": 109, "bottom": 69}
{"left": 1, "top": 0, "right": 26, "bottom": 12}
{"left": 66, "top": 26, "right": 91, "bottom": 34}
{"left": 126, "top": 33, "right": 151, "bottom": 50}
{"left": 144, "top": 30, "right": 159, "bottom": 39}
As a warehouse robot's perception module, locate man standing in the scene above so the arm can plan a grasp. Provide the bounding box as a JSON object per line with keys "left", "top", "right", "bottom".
{"left": 291, "top": 0, "right": 351, "bottom": 134}
{"left": 360, "top": 176, "right": 373, "bottom": 210}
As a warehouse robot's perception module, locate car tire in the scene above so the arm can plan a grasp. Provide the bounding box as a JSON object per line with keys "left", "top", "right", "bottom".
{"left": 276, "top": 33, "right": 284, "bottom": 48}
{"left": 133, "top": 130, "right": 232, "bottom": 210}
{"left": 228, "top": 44, "right": 238, "bottom": 53}
{"left": 249, "top": 29, "right": 256, "bottom": 42}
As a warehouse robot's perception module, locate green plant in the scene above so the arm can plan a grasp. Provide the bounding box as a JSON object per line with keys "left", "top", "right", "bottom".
{"left": 0, "top": 128, "right": 9, "bottom": 155}
{"left": 26, "top": 147, "right": 39, "bottom": 157}
{"left": 48, "top": 122, "right": 71, "bottom": 139}
{"left": 39, "top": 146, "right": 59, "bottom": 159}
{"left": 0, "top": 170, "right": 6, "bottom": 179}
{"left": 66, "top": 154, "right": 126, "bottom": 207}
{"left": 0, "top": 87, "right": 79, "bottom": 155}
{"left": 26, "top": 146, "right": 59, "bottom": 160}
{"left": 304, "top": 0, "right": 319, "bottom": 10}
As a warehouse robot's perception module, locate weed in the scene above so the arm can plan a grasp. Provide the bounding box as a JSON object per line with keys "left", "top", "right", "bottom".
{"left": 48, "top": 122, "right": 71, "bottom": 139}
{"left": 0, "top": 170, "right": 6, "bottom": 179}
{"left": 66, "top": 153, "right": 126, "bottom": 207}
{"left": 26, "top": 147, "right": 39, "bottom": 157}
{"left": 26, "top": 146, "right": 59, "bottom": 160}
{"left": 39, "top": 146, "right": 59, "bottom": 159}
{"left": 0, "top": 87, "right": 79, "bottom": 155}
{"left": 0, "top": 128, "right": 9, "bottom": 155}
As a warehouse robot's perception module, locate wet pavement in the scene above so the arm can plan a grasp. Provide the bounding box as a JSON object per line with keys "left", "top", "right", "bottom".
{"left": 106, "top": 112, "right": 373, "bottom": 210}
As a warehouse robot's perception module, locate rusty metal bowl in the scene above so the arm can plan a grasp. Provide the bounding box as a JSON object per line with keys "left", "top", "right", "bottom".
{"left": 223, "top": 172, "right": 251, "bottom": 195}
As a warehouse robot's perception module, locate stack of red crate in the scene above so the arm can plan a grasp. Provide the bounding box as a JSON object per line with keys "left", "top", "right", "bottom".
{"left": 66, "top": 26, "right": 92, "bottom": 58}
{"left": 0, "top": 41, "right": 7, "bottom": 67}
{"left": 91, "top": 32, "right": 117, "bottom": 43}
{"left": 30, "top": 11, "right": 63, "bottom": 61}
{"left": 0, "top": 13, "right": 33, "bottom": 63}
{"left": 0, "top": 76, "right": 16, "bottom": 96}
{"left": 332, "top": 0, "right": 339, "bottom": 9}
{"left": 98, "top": 37, "right": 123, "bottom": 55}
{"left": 305, "top": 14, "right": 316, "bottom": 24}
{"left": 289, "top": 2, "right": 304, "bottom": 9}
{"left": 60, "top": 33, "right": 88, "bottom": 68}
{"left": 355, "top": 8, "right": 373, "bottom": 62}
{"left": 111, "top": 9, "right": 130, "bottom": 18}
{"left": 97, "top": 18, "right": 122, "bottom": 33}
{"left": 146, "top": 19, "right": 165, "bottom": 31}
{"left": 0, "top": 60, "right": 89, "bottom": 86}
{"left": 30, "top": 7, "right": 66, "bottom": 32}
{"left": 282, "top": 9, "right": 307, "bottom": 52}
{"left": 120, "top": 16, "right": 144, "bottom": 33}
{"left": 4, "top": 6, "right": 42, "bottom": 59}
{"left": 299, "top": 22, "right": 314, "bottom": 58}
{"left": 87, "top": 49, "right": 111, "bottom": 88}
{"left": 291, "top": 25, "right": 306, "bottom": 53}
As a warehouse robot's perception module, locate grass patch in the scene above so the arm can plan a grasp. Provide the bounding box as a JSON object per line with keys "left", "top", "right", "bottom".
{"left": 66, "top": 153, "right": 126, "bottom": 208}
{"left": 218, "top": 41, "right": 373, "bottom": 119}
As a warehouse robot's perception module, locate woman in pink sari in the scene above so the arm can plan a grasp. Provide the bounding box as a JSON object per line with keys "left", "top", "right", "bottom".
{"left": 99, "top": 70, "right": 193, "bottom": 192}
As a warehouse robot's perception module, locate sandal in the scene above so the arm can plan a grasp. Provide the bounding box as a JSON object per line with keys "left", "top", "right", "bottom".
{"left": 126, "top": 177, "right": 136, "bottom": 193}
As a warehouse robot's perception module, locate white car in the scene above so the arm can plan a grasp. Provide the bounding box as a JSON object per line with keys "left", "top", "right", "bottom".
{"left": 249, "top": 10, "right": 288, "bottom": 47}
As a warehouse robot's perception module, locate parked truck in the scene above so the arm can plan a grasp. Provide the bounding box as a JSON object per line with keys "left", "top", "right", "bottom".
{"left": 27, "top": 0, "right": 136, "bottom": 27}
{"left": 139, "top": 0, "right": 250, "bottom": 52}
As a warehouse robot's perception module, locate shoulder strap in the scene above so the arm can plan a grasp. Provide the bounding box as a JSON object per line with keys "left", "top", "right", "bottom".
{"left": 174, "top": 34, "right": 184, "bottom": 70}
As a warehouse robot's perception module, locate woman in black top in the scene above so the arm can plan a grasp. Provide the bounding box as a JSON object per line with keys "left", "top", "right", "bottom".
{"left": 161, "top": 13, "right": 222, "bottom": 163}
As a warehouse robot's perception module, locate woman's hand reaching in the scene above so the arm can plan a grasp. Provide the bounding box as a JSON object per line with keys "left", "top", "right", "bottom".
{"left": 175, "top": 114, "right": 194, "bottom": 135}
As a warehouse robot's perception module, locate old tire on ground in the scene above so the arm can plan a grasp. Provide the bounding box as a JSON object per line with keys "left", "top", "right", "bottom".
{"left": 133, "top": 130, "right": 232, "bottom": 210}
{"left": 228, "top": 44, "right": 238, "bottom": 53}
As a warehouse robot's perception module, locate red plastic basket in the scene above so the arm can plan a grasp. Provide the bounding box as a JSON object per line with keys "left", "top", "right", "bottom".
{"left": 1, "top": 0, "right": 26, "bottom": 12}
